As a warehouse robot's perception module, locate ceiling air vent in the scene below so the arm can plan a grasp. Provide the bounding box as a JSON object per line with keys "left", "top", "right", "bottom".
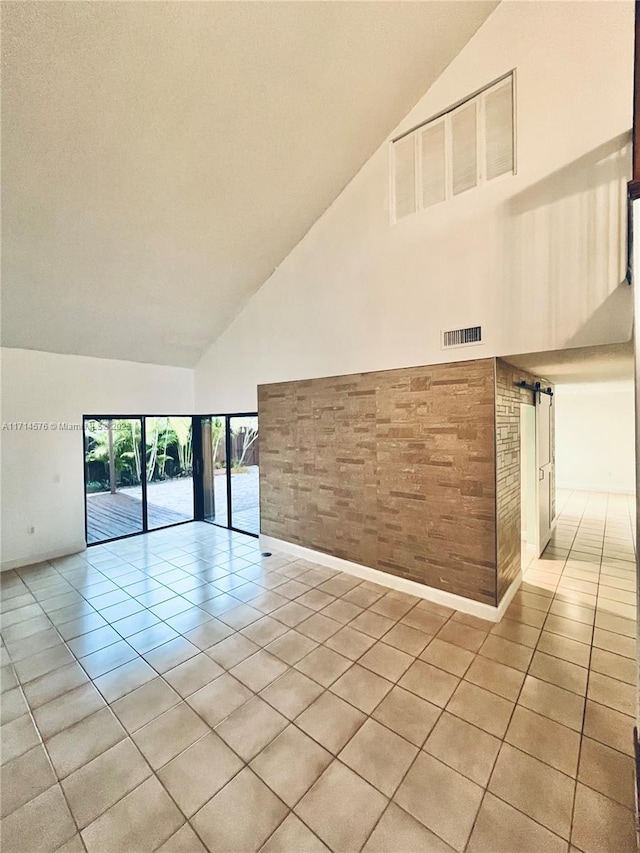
{"left": 441, "top": 326, "right": 482, "bottom": 349}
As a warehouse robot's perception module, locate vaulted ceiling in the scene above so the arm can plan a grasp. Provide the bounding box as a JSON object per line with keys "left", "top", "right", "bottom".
{"left": 2, "top": 1, "right": 497, "bottom": 366}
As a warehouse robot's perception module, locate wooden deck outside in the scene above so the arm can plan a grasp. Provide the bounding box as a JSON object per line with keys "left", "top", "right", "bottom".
{"left": 86, "top": 469, "right": 259, "bottom": 543}
{"left": 86, "top": 492, "right": 189, "bottom": 544}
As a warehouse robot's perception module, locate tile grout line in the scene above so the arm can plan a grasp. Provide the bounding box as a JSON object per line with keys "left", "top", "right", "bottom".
{"left": 461, "top": 488, "right": 583, "bottom": 852}
{"left": 565, "top": 490, "right": 605, "bottom": 850}
{"left": 349, "top": 607, "right": 462, "bottom": 853}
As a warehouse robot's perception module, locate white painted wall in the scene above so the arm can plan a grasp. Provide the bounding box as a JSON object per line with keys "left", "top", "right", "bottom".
{"left": 555, "top": 380, "right": 635, "bottom": 494}
{"left": 195, "top": 0, "right": 634, "bottom": 413}
{"left": 0, "top": 348, "right": 194, "bottom": 570}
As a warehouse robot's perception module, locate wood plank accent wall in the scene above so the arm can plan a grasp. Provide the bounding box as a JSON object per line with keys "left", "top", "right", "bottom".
{"left": 259, "top": 359, "right": 498, "bottom": 605}
{"left": 495, "top": 359, "right": 554, "bottom": 602}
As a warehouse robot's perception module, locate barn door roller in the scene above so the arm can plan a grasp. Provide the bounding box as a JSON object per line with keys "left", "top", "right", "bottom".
{"left": 516, "top": 380, "right": 554, "bottom": 406}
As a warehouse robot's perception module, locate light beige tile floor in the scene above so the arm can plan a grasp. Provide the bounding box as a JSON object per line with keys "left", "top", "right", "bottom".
{"left": 0, "top": 489, "right": 636, "bottom": 852}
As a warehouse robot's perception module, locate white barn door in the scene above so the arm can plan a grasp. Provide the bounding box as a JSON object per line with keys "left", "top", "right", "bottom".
{"left": 537, "top": 392, "right": 554, "bottom": 555}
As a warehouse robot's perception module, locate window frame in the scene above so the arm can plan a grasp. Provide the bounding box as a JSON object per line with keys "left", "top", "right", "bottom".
{"left": 390, "top": 70, "right": 517, "bottom": 223}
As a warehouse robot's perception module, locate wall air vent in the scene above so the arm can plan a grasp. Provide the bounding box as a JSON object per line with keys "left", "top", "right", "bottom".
{"left": 441, "top": 326, "right": 483, "bottom": 349}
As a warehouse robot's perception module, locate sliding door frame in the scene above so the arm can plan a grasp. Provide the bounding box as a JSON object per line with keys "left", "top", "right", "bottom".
{"left": 83, "top": 411, "right": 259, "bottom": 545}
{"left": 198, "top": 411, "right": 259, "bottom": 538}
{"left": 83, "top": 414, "right": 196, "bottom": 546}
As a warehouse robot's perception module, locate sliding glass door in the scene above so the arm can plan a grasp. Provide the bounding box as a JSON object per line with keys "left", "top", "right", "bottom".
{"left": 229, "top": 415, "right": 259, "bottom": 535}
{"left": 200, "top": 416, "right": 228, "bottom": 527}
{"left": 199, "top": 413, "right": 259, "bottom": 536}
{"left": 84, "top": 412, "right": 259, "bottom": 545}
{"left": 84, "top": 414, "right": 196, "bottom": 545}
{"left": 84, "top": 418, "right": 144, "bottom": 544}
{"left": 145, "top": 416, "right": 194, "bottom": 529}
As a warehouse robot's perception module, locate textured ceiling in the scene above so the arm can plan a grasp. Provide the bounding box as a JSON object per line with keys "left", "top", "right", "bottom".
{"left": 1, "top": 1, "right": 497, "bottom": 366}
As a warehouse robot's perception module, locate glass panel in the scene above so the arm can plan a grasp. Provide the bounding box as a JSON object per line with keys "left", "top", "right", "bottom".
{"left": 201, "top": 416, "right": 229, "bottom": 527}
{"left": 229, "top": 415, "right": 259, "bottom": 534}
{"left": 84, "top": 418, "right": 143, "bottom": 543}
{"left": 145, "top": 416, "right": 194, "bottom": 530}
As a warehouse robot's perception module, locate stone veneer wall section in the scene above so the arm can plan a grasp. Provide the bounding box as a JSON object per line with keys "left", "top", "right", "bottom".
{"left": 495, "top": 358, "right": 554, "bottom": 602}
{"left": 259, "top": 359, "right": 498, "bottom": 606}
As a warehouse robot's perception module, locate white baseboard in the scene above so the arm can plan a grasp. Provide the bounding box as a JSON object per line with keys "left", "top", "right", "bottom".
{"left": 260, "top": 534, "right": 521, "bottom": 623}
{"left": 1, "top": 541, "right": 87, "bottom": 573}
{"left": 496, "top": 568, "right": 523, "bottom": 620}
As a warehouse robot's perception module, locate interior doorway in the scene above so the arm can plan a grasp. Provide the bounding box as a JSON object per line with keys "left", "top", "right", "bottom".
{"left": 518, "top": 387, "right": 556, "bottom": 559}
{"left": 509, "top": 342, "right": 634, "bottom": 561}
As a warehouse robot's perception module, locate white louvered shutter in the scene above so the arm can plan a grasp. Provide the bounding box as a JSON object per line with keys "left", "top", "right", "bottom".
{"left": 393, "top": 135, "right": 417, "bottom": 220}
{"left": 451, "top": 101, "right": 478, "bottom": 196}
{"left": 484, "top": 78, "right": 514, "bottom": 180}
{"left": 420, "top": 121, "right": 446, "bottom": 209}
